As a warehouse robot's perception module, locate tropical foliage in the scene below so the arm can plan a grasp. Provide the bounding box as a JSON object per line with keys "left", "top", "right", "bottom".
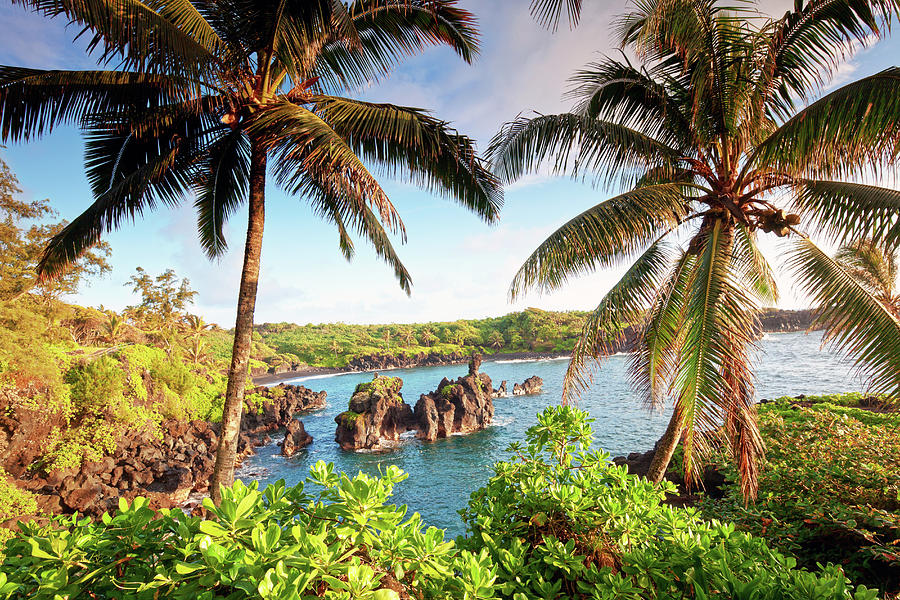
{"left": 701, "top": 394, "right": 900, "bottom": 593}
{"left": 250, "top": 308, "right": 593, "bottom": 368}
{"left": 0, "top": 407, "right": 883, "bottom": 599}
{"left": 0, "top": 0, "right": 502, "bottom": 501}
{"left": 490, "top": 0, "right": 900, "bottom": 499}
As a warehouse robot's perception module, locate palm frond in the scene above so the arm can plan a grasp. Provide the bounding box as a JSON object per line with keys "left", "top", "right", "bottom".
{"left": 731, "top": 224, "right": 778, "bottom": 305}
{"left": 297, "top": 167, "right": 413, "bottom": 294}
{"left": 529, "top": 0, "right": 582, "bottom": 31}
{"left": 757, "top": 0, "right": 899, "bottom": 119}
{"left": 509, "top": 183, "right": 692, "bottom": 300}
{"left": 0, "top": 67, "right": 181, "bottom": 142}
{"left": 11, "top": 0, "right": 221, "bottom": 77}
{"left": 562, "top": 238, "right": 676, "bottom": 403}
{"left": 835, "top": 239, "right": 898, "bottom": 301}
{"left": 194, "top": 128, "right": 251, "bottom": 258}
{"left": 311, "top": 95, "right": 501, "bottom": 223}
{"left": 567, "top": 57, "right": 693, "bottom": 150}
{"left": 488, "top": 112, "right": 683, "bottom": 189}
{"left": 629, "top": 250, "right": 695, "bottom": 410}
{"left": 247, "top": 99, "right": 405, "bottom": 237}
{"left": 671, "top": 222, "right": 758, "bottom": 490}
{"left": 790, "top": 180, "right": 900, "bottom": 250}
{"left": 786, "top": 235, "right": 900, "bottom": 396}
{"left": 308, "top": 0, "right": 479, "bottom": 92}
{"left": 753, "top": 68, "right": 900, "bottom": 177}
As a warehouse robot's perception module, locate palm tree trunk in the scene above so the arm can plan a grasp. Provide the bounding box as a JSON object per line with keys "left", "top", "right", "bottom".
{"left": 209, "top": 141, "right": 267, "bottom": 504}
{"left": 645, "top": 407, "right": 685, "bottom": 482}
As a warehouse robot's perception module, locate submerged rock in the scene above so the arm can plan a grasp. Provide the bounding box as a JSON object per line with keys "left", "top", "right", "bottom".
{"left": 413, "top": 354, "right": 494, "bottom": 441}
{"left": 334, "top": 374, "right": 415, "bottom": 451}
{"left": 512, "top": 376, "right": 543, "bottom": 396}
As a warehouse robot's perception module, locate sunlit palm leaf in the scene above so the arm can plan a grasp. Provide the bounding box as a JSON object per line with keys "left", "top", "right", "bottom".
{"left": 194, "top": 129, "right": 251, "bottom": 258}
{"left": 529, "top": 0, "right": 582, "bottom": 31}
{"left": 567, "top": 57, "right": 694, "bottom": 150}
{"left": 509, "top": 184, "right": 692, "bottom": 299}
{"left": 671, "top": 221, "right": 758, "bottom": 490}
{"left": 562, "top": 238, "right": 676, "bottom": 403}
{"left": 311, "top": 96, "right": 501, "bottom": 222}
{"left": 308, "top": 0, "right": 479, "bottom": 92}
{"left": 0, "top": 67, "right": 181, "bottom": 142}
{"left": 758, "top": 0, "right": 899, "bottom": 119}
{"left": 247, "top": 99, "right": 405, "bottom": 237}
{"left": 629, "top": 249, "right": 695, "bottom": 408}
{"left": 786, "top": 236, "right": 900, "bottom": 395}
{"left": 790, "top": 180, "right": 900, "bottom": 250}
{"left": 488, "top": 112, "right": 683, "bottom": 188}
{"left": 835, "top": 239, "right": 898, "bottom": 302}
{"left": 11, "top": 0, "right": 221, "bottom": 77}
{"left": 753, "top": 68, "right": 900, "bottom": 177}
{"left": 731, "top": 224, "right": 778, "bottom": 305}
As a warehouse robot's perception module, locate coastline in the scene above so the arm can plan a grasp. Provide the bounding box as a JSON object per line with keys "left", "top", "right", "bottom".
{"left": 251, "top": 326, "right": 818, "bottom": 387}
{"left": 251, "top": 350, "right": 576, "bottom": 386}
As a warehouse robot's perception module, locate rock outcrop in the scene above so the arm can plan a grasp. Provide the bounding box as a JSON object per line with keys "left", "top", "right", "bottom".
{"left": 334, "top": 374, "right": 414, "bottom": 451}
{"left": 241, "top": 384, "right": 326, "bottom": 434}
{"left": 492, "top": 380, "right": 508, "bottom": 398}
{"left": 413, "top": 355, "right": 494, "bottom": 441}
{"left": 2, "top": 383, "right": 325, "bottom": 518}
{"left": 347, "top": 351, "right": 469, "bottom": 371}
{"left": 280, "top": 419, "right": 313, "bottom": 457}
{"left": 755, "top": 308, "right": 818, "bottom": 333}
{"left": 512, "top": 376, "right": 544, "bottom": 396}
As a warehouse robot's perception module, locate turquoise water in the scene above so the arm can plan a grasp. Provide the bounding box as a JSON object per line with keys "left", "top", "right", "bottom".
{"left": 239, "top": 331, "right": 862, "bottom": 535}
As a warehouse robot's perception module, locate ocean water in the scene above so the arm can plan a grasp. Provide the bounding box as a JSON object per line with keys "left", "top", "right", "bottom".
{"left": 239, "top": 330, "right": 863, "bottom": 536}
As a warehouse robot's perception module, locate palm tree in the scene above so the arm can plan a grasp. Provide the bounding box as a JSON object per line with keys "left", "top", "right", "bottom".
{"left": 1, "top": 0, "right": 501, "bottom": 503}
{"left": 103, "top": 312, "right": 124, "bottom": 345}
{"left": 836, "top": 239, "right": 900, "bottom": 316}
{"left": 491, "top": 0, "right": 900, "bottom": 500}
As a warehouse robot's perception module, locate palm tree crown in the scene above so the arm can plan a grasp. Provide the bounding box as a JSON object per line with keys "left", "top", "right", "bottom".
{"left": 490, "top": 0, "right": 900, "bottom": 499}
{"left": 1, "top": 0, "right": 502, "bottom": 501}
{"left": 837, "top": 239, "right": 900, "bottom": 315}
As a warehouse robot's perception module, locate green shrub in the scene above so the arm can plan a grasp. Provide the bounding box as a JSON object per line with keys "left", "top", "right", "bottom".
{"left": 701, "top": 397, "right": 900, "bottom": 592}
{"left": 0, "top": 465, "right": 496, "bottom": 600}
{"left": 459, "top": 406, "right": 879, "bottom": 600}
{"left": 0, "top": 470, "right": 36, "bottom": 550}
{"left": 64, "top": 356, "right": 125, "bottom": 414}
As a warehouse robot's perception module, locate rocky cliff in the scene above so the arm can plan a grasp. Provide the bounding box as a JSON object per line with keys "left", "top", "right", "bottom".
{"left": 333, "top": 375, "right": 415, "bottom": 451}
{"left": 413, "top": 355, "right": 494, "bottom": 442}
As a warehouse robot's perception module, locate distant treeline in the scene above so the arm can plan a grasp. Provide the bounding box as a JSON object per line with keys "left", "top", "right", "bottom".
{"left": 230, "top": 307, "right": 816, "bottom": 370}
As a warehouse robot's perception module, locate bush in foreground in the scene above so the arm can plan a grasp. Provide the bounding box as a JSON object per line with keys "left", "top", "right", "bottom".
{"left": 701, "top": 395, "right": 900, "bottom": 593}
{"left": 0, "top": 407, "right": 881, "bottom": 599}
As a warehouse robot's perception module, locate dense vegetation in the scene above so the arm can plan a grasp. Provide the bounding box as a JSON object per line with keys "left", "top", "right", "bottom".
{"left": 0, "top": 407, "right": 882, "bottom": 599}
{"left": 701, "top": 394, "right": 900, "bottom": 593}
{"left": 246, "top": 306, "right": 811, "bottom": 370}
{"left": 251, "top": 309, "right": 592, "bottom": 368}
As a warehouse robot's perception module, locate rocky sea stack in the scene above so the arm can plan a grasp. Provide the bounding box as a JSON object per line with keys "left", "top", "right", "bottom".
{"left": 413, "top": 354, "right": 494, "bottom": 441}
{"left": 333, "top": 374, "right": 414, "bottom": 451}
{"left": 512, "top": 376, "right": 544, "bottom": 396}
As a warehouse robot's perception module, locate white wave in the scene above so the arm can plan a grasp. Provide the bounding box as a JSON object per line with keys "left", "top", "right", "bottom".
{"left": 492, "top": 355, "right": 571, "bottom": 365}
{"left": 281, "top": 371, "right": 353, "bottom": 384}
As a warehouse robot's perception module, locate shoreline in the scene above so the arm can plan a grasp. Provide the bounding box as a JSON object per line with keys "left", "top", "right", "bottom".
{"left": 251, "top": 328, "right": 817, "bottom": 387}
{"left": 252, "top": 350, "right": 576, "bottom": 386}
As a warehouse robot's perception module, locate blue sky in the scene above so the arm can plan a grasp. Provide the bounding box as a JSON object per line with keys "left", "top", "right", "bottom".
{"left": 2, "top": 1, "right": 899, "bottom": 326}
